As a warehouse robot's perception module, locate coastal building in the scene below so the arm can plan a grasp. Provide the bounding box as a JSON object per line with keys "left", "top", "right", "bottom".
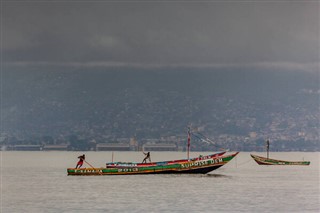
{"left": 142, "top": 143, "right": 177, "bottom": 151}
{"left": 129, "top": 137, "right": 138, "bottom": 151}
{"left": 96, "top": 143, "right": 130, "bottom": 151}
{"left": 42, "top": 144, "right": 69, "bottom": 151}
{"left": 13, "top": 145, "right": 42, "bottom": 151}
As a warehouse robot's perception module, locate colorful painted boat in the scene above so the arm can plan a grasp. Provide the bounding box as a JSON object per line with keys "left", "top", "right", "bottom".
{"left": 250, "top": 154, "right": 310, "bottom": 166}
{"left": 106, "top": 151, "right": 226, "bottom": 168}
{"left": 67, "top": 152, "right": 239, "bottom": 175}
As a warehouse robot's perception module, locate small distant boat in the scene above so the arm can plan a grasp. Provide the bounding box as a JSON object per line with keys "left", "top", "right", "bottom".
{"left": 250, "top": 154, "right": 310, "bottom": 166}
{"left": 250, "top": 140, "right": 310, "bottom": 166}
{"left": 67, "top": 152, "right": 239, "bottom": 175}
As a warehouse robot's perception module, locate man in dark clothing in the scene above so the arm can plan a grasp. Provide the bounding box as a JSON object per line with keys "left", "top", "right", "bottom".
{"left": 76, "top": 154, "right": 85, "bottom": 169}
{"left": 142, "top": 152, "right": 151, "bottom": 163}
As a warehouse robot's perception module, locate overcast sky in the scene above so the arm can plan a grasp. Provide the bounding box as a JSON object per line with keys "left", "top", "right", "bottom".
{"left": 1, "top": 0, "right": 319, "bottom": 72}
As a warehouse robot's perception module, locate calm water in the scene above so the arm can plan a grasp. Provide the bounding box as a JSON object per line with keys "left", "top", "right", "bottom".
{"left": 1, "top": 151, "right": 319, "bottom": 213}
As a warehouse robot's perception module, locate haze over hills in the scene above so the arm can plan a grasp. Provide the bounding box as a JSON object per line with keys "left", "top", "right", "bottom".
{"left": 2, "top": 68, "right": 319, "bottom": 151}
{"left": 1, "top": 2, "right": 319, "bottom": 151}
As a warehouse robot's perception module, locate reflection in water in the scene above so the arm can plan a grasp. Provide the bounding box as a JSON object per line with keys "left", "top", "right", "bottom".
{"left": 205, "top": 173, "right": 229, "bottom": 178}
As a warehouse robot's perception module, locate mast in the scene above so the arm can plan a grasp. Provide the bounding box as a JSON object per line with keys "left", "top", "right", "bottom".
{"left": 266, "top": 139, "right": 270, "bottom": 159}
{"left": 187, "top": 127, "right": 191, "bottom": 160}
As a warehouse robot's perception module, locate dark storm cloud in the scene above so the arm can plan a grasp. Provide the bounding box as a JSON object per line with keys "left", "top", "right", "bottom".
{"left": 2, "top": 1, "right": 319, "bottom": 71}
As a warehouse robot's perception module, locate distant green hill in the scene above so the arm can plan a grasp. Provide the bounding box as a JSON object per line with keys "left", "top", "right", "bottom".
{"left": 2, "top": 68, "right": 319, "bottom": 150}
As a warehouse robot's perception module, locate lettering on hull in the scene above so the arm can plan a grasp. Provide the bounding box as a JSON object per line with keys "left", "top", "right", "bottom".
{"left": 75, "top": 169, "right": 103, "bottom": 173}
{"left": 118, "top": 168, "right": 139, "bottom": 172}
{"left": 181, "top": 158, "right": 223, "bottom": 169}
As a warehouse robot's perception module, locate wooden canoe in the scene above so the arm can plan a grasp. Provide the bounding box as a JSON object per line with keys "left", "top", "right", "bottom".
{"left": 251, "top": 154, "right": 310, "bottom": 166}
{"left": 67, "top": 152, "right": 238, "bottom": 176}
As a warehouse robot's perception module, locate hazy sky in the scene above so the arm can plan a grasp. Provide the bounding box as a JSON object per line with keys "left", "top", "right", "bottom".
{"left": 2, "top": 0, "right": 319, "bottom": 72}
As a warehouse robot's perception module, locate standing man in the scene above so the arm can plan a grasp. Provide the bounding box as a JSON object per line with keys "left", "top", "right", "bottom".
{"left": 142, "top": 152, "right": 151, "bottom": 163}
{"left": 76, "top": 154, "right": 85, "bottom": 169}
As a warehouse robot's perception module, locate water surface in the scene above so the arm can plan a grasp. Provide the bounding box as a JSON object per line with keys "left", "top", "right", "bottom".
{"left": 1, "top": 152, "right": 319, "bottom": 212}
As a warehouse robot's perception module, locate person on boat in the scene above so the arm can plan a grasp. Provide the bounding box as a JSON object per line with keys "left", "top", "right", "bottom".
{"left": 75, "top": 154, "right": 85, "bottom": 169}
{"left": 142, "top": 151, "right": 151, "bottom": 163}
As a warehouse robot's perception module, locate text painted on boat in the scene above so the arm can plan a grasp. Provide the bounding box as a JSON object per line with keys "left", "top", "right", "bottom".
{"left": 117, "top": 168, "right": 139, "bottom": 172}
{"left": 181, "top": 158, "right": 223, "bottom": 168}
{"left": 75, "top": 169, "right": 103, "bottom": 173}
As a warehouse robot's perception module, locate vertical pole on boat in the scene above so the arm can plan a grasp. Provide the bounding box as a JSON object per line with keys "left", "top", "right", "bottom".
{"left": 187, "top": 127, "right": 191, "bottom": 160}
{"left": 112, "top": 151, "right": 114, "bottom": 163}
{"left": 266, "top": 139, "right": 270, "bottom": 159}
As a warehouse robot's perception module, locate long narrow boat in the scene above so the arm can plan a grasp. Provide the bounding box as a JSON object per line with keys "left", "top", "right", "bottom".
{"left": 106, "top": 151, "right": 226, "bottom": 168}
{"left": 250, "top": 154, "right": 310, "bottom": 166}
{"left": 67, "top": 152, "right": 239, "bottom": 176}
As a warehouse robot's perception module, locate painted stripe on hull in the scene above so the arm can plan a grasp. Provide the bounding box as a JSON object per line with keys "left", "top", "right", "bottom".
{"left": 67, "top": 165, "right": 224, "bottom": 175}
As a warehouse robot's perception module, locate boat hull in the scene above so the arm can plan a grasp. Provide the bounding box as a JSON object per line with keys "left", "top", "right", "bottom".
{"left": 67, "top": 152, "right": 238, "bottom": 176}
{"left": 250, "top": 154, "right": 310, "bottom": 166}
{"left": 106, "top": 151, "right": 226, "bottom": 168}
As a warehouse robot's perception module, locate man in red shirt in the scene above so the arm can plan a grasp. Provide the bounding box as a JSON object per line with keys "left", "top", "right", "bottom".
{"left": 75, "top": 154, "right": 85, "bottom": 169}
